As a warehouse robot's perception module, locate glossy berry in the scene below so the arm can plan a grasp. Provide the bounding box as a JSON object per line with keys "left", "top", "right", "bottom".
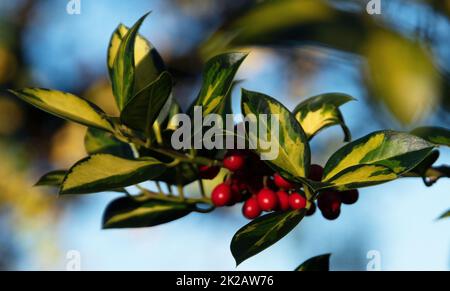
{"left": 340, "top": 189, "right": 359, "bottom": 205}
{"left": 211, "top": 184, "right": 232, "bottom": 207}
{"left": 321, "top": 208, "right": 341, "bottom": 221}
{"left": 306, "top": 202, "right": 316, "bottom": 216}
{"left": 198, "top": 165, "right": 220, "bottom": 180}
{"left": 223, "top": 152, "right": 246, "bottom": 172}
{"left": 243, "top": 197, "right": 262, "bottom": 219}
{"left": 276, "top": 191, "right": 290, "bottom": 211}
{"left": 273, "top": 173, "right": 295, "bottom": 190}
{"left": 289, "top": 192, "right": 307, "bottom": 210}
{"left": 257, "top": 188, "right": 278, "bottom": 211}
{"left": 308, "top": 164, "right": 324, "bottom": 182}
{"left": 317, "top": 191, "right": 341, "bottom": 212}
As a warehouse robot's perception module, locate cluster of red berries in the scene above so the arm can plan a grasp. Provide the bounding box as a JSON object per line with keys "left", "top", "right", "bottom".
{"left": 200, "top": 150, "right": 359, "bottom": 220}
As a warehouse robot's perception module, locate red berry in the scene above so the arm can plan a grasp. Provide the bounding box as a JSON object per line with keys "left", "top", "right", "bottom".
{"left": 317, "top": 191, "right": 341, "bottom": 212}
{"left": 306, "top": 202, "right": 316, "bottom": 216}
{"left": 289, "top": 192, "right": 307, "bottom": 210}
{"left": 273, "top": 173, "right": 295, "bottom": 190}
{"left": 223, "top": 152, "right": 246, "bottom": 172}
{"left": 340, "top": 189, "right": 359, "bottom": 205}
{"left": 257, "top": 188, "right": 278, "bottom": 211}
{"left": 211, "top": 184, "right": 232, "bottom": 207}
{"left": 198, "top": 165, "right": 220, "bottom": 180}
{"left": 308, "top": 164, "right": 324, "bottom": 182}
{"left": 276, "top": 191, "right": 290, "bottom": 211}
{"left": 243, "top": 197, "right": 262, "bottom": 219}
{"left": 321, "top": 208, "right": 341, "bottom": 221}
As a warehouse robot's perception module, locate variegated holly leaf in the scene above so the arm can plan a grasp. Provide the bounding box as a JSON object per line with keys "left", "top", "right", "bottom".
{"left": 411, "top": 127, "right": 450, "bottom": 147}
{"left": 121, "top": 71, "right": 172, "bottom": 137}
{"left": 191, "top": 52, "right": 247, "bottom": 118}
{"left": 319, "top": 131, "right": 436, "bottom": 191}
{"left": 84, "top": 128, "right": 133, "bottom": 158}
{"left": 241, "top": 89, "right": 311, "bottom": 183}
{"left": 231, "top": 210, "right": 305, "bottom": 266}
{"left": 35, "top": 170, "right": 67, "bottom": 187}
{"left": 9, "top": 88, "right": 113, "bottom": 132}
{"left": 103, "top": 195, "right": 192, "bottom": 229}
{"left": 60, "top": 154, "right": 166, "bottom": 194}
{"left": 295, "top": 254, "right": 331, "bottom": 271}
{"left": 107, "top": 20, "right": 165, "bottom": 97}
{"left": 111, "top": 13, "right": 150, "bottom": 110}
{"left": 293, "top": 93, "right": 354, "bottom": 141}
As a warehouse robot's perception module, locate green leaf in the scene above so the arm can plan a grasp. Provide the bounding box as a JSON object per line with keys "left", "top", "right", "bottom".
{"left": 35, "top": 170, "right": 67, "bottom": 187}
{"left": 411, "top": 127, "right": 450, "bottom": 147}
{"left": 438, "top": 210, "right": 450, "bottom": 220}
{"left": 103, "top": 195, "right": 192, "bottom": 229}
{"left": 111, "top": 13, "right": 149, "bottom": 110}
{"left": 84, "top": 128, "right": 133, "bottom": 158}
{"left": 9, "top": 88, "right": 113, "bottom": 132}
{"left": 60, "top": 154, "right": 166, "bottom": 194}
{"left": 231, "top": 210, "right": 305, "bottom": 266}
{"left": 121, "top": 71, "right": 172, "bottom": 136}
{"left": 107, "top": 21, "right": 165, "bottom": 97}
{"left": 241, "top": 89, "right": 311, "bottom": 182}
{"left": 320, "top": 131, "right": 436, "bottom": 191}
{"left": 192, "top": 52, "right": 247, "bottom": 118}
{"left": 293, "top": 93, "right": 354, "bottom": 141}
{"left": 295, "top": 254, "right": 331, "bottom": 271}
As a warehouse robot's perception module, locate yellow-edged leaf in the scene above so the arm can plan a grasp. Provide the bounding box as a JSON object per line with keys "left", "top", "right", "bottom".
{"left": 61, "top": 154, "right": 165, "bottom": 194}
{"left": 319, "top": 131, "right": 436, "bottom": 190}
{"left": 294, "top": 93, "right": 354, "bottom": 141}
{"left": 9, "top": 88, "right": 113, "bottom": 132}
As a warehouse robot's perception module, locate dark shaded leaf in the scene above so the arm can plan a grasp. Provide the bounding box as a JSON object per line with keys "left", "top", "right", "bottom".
{"left": 84, "top": 127, "right": 133, "bottom": 158}
{"left": 231, "top": 210, "right": 305, "bottom": 266}
{"left": 35, "top": 170, "right": 66, "bottom": 187}
{"left": 295, "top": 254, "right": 331, "bottom": 271}
{"left": 103, "top": 195, "right": 192, "bottom": 229}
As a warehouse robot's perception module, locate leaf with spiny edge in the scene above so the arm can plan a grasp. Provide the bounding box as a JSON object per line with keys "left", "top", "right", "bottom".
{"left": 60, "top": 154, "right": 166, "bottom": 195}
{"left": 9, "top": 88, "right": 113, "bottom": 132}
{"left": 294, "top": 93, "right": 354, "bottom": 142}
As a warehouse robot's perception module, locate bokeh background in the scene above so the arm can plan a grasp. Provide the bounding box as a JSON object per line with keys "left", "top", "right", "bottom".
{"left": 0, "top": 0, "right": 449, "bottom": 270}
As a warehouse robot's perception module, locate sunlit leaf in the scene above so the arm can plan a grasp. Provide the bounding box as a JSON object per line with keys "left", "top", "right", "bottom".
{"left": 191, "top": 52, "right": 247, "bottom": 118}
{"left": 295, "top": 254, "right": 331, "bottom": 271}
{"left": 231, "top": 210, "right": 305, "bottom": 266}
{"left": 121, "top": 71, "right": 172, "bottom": 136}
{"left": 103, "top": 195, "right": 192, "bottom": 229}
{"left": 111, "top": 13, "right": 149, "bottom": 110}
{"left": 108, "top": 21, "right": 165, "bottom": 96}
{"left": 60, "top": 154, "right": 166, "bottom": 194}
{"left": 35, "top": 170, "right": 67, "bottom": 187}
{"left": 293, "top": 93, "right": 354, "bottom": 141}
{"left": 241, "top": 89, "right": 311, "bottom": 182}
{"left": 9, "top": 88, "right": 113, "bottom": 132}
{"left": 319, "top": 131, "right": 436, "bottom": 190}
